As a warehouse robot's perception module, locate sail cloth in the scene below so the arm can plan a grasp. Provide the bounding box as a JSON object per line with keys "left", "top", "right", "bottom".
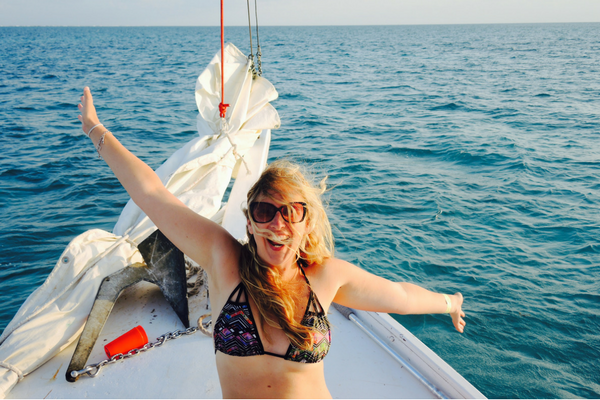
{"left": 0, "top": 43, "right": 279, "bottom": 398}
{"left": 113, "top": 42, "right": 280, "bottom": 243}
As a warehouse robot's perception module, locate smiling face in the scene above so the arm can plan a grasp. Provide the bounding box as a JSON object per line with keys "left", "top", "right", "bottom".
{"left": 247, "top": 190, "right": 309, "bottom": 269}
{"left": 243, "top": 160, "right": 333, "bottom": 272}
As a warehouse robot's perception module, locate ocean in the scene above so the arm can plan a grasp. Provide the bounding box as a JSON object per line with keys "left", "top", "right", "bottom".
{"left": 1, "top": 24, "right": 599, "bottom": 398}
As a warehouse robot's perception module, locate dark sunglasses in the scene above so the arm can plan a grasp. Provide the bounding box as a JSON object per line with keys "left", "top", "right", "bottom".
{"left": 249, "top": 202, "right": 307, "bottom": 224}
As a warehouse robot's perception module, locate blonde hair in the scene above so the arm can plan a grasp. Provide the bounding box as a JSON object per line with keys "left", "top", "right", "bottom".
{"left": 239, "top": 159, "right": 334, "bottom": 350}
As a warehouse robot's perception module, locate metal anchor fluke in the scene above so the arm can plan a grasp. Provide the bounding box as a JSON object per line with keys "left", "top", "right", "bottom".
{"left": 65, "top": 230, "right": 189, "bottom": 382}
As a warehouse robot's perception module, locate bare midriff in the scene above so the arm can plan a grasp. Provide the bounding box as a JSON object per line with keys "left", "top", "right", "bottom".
{"left": 216, "top": 352, "right": 331, "bottom": 399}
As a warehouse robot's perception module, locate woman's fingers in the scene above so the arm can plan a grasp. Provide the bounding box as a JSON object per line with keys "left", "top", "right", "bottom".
{"left": 79, "top": 87, "right": 100, "bottom": 134}
{"left": 454, "top": 315, "right": 465, "bottom": 333}
{"left": 450, "top": 292, "right": 466, "bottom": 333}
{"left": 455, "top": 318, "right": 464, "bottom": 332}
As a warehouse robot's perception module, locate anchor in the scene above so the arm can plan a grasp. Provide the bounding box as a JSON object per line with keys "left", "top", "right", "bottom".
{"left": 65, "top": 229, "right": 189, "bottom": 382}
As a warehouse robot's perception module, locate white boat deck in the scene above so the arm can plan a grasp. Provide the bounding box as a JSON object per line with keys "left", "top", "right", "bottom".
{"left": 7, "top": 281, "right": 484, "bottom": 399}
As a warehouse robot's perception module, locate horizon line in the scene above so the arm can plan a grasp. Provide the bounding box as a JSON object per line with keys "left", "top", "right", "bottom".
{"left": 2, "top": 21, "right": 599, "bottom": 28}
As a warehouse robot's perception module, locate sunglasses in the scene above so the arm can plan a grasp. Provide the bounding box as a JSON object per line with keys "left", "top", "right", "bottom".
{"left": 249, "top": 202, "right": 307, "bottom": 224}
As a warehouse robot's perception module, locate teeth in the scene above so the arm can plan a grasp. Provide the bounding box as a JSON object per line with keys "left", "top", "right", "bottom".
{"left": 268, "top": 239, "right": 284, "bottom": 247}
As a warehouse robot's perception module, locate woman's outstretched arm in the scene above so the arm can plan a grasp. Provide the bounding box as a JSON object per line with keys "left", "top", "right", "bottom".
{"left": 77, "top": 87, "right": 239, "bottom": 277}
{"left": 329, "top": 259, "right": 466, "bottom": 333}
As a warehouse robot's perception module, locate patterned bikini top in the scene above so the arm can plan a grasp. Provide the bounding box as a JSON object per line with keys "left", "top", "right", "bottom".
{"left": 213, "top": 268, "right": 331, "bottom": 363}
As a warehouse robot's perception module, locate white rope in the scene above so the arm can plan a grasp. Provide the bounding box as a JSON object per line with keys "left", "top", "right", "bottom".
{"left": 220, "top": 117, "right": 252, "bottom": 176}
{"left": 179, "top": 128, "right": 253, "bottom": 195}
{"left": 0, "top": 361, "right": 24, "bottom": 381}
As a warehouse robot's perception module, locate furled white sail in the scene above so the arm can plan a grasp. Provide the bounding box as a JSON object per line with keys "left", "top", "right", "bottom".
{"left": 113, "top": 42, "right": 280, "bottom": 243}
{"left": 0, "top": 43, "right": 279, "bottom": 398}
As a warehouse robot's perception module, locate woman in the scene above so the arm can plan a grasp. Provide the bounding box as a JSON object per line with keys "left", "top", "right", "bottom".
{"left": 78, "top": 87, "right": 465, "bottom": 399}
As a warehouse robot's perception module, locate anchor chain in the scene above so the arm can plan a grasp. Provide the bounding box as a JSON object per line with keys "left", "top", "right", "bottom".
{"left": 70, "top": 315, "right": 212, "bottom": 380}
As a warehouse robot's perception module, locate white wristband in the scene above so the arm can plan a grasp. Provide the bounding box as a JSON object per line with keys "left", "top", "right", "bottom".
{"left": 87, "top": 123, "right": 103, "bottom": 137}
{"left": 443, "top": 294, "right": 452, "bottom": 314}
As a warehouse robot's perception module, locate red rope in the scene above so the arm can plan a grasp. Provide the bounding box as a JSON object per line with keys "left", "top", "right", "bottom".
{"left": 219, "top": 0, "right": 230, "bottom": 119}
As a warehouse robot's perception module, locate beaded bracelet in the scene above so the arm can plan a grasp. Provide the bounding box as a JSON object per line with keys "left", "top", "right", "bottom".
{"left": 443, "top": 294, "right": 452, "bottom": 314}
{"left": 96, "top": 130, "right": 109, "bottom": 158}
{"left": 87, "top": 123, "right": 103, "bottom": 137}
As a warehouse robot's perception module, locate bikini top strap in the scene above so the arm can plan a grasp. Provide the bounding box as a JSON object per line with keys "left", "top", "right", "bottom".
{"left": 298, "top": 264, "right": 325, "bottom": 314}
{"left": 311, "top": 290, "right": 325, "bottom": 315}
{"left": 298, "top": 264, "right": 311, "bottom": 286}
{"left": 228, "top": 282, "right": 246, "bottom": 303}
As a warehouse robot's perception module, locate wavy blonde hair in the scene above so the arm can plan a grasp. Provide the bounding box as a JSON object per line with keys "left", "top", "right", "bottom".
{"left": 239, "top": 159, "right": 334, "bottom": 350}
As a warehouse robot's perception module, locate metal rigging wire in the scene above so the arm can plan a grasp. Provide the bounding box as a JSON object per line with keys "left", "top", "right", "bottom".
{"left": 246, "top": 0, "right": 255, "bottom": 77}
{"left": 246, "top": 0, "right": 262, "bottom": 77}
{"left": 254, "top": 0, "right": 262, "bottom": 76}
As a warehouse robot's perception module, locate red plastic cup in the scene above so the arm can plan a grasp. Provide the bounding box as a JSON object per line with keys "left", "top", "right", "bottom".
{"left": 104, "top": 326, "right": 148, "bottom": 358}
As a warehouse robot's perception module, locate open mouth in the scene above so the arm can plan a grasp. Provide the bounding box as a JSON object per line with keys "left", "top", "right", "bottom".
{"left": 267, "top": 238, "right": 286, "bottom": 250}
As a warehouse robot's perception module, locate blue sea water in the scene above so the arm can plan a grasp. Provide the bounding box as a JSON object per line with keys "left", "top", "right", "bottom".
{"left": 1, "top": 24, "right": 599, "bottom": 398}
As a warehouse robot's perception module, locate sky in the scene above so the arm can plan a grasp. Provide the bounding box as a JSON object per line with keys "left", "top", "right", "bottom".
{"left": 0, "top": 0, "right": 599, "bottom": 26}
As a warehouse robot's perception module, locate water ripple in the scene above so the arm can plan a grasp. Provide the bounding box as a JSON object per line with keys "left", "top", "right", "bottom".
{"left": 1, "top": 24, "right": 600, "bottom": 399}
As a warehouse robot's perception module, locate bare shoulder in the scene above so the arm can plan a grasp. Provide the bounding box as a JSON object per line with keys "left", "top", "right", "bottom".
{"left": 304, "top": 257, "right": 350, "bottom": 281}
{"left": 323, "top": 257, "right": 355, "bottom": 270}
{"left": 302, "top": 257, "right": 356, "bottom": 310}
{"left": 319, "top": 257, "right": 362, "bottom": 283}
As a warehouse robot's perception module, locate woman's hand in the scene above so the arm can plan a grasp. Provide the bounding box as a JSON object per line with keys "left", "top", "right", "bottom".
{"left": 450, "top": 292, "right": 466, "bottom": 333}
{"left": 77, "top": 87, "right": 101, "bottom": 135}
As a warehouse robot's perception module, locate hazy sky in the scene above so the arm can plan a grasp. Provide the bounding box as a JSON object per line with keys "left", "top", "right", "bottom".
{"left": 1, "top": 0, "right": 599, "bottom": 26}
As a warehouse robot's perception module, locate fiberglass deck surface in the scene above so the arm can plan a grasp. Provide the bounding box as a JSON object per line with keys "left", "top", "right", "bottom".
{"left": 7, "top": 280, "right": 465, "bottom": 399}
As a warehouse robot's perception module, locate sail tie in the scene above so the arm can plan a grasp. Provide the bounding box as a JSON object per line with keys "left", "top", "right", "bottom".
{"left": 219, "top": 119, "right": 252, "bottom": 176}
{"left": 1, "top": 355, "right": 26, "bottom": 382}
